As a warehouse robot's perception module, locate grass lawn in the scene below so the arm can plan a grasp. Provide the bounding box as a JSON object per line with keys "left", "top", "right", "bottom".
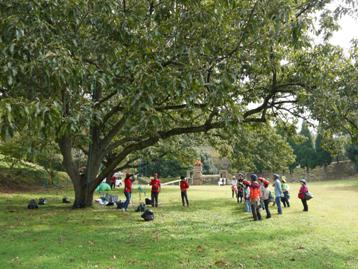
{"left": 1, "top": 179, "right": 358, "bottom": 269}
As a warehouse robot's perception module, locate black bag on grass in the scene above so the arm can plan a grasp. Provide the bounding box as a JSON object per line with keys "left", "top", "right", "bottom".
{"left": 116, "top": 200, "right": 124, "bottom": 209}
{"left": 38, "top": 198, "right": 47, "bottom": 205}
{"left": 145, "top": 198, "right": 152, "bottom": 205}
{"left": 62, "top": 197, "right": 71, "bottom": 204}
{"left": 135, "top": 203, "right": 146, "bottom": 212}
{"left": 28, "top": 199, "right": 39, "bottom": 209}
{"left": 141, "top": 209, "right": 154, "bottom": 221}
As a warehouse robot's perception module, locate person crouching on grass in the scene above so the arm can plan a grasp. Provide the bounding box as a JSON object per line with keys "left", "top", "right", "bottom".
{"left": 150, "top": 173, "right": 161, "bottom": 207}
{"left": 249, "top": 174, "right": 262, "bottom": 221}
{"left": 179, "top": 176, "right": 189, "bottom": 207}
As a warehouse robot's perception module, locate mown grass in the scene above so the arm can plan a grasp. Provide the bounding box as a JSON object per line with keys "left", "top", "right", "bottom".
{"left": 1, "top": 179, "right": 358, "bottom": 269}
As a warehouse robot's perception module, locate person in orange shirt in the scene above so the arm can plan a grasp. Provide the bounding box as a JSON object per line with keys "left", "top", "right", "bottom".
{"left": 179, "top": 176, "right": 189, "bottom": 207}
{"left": 249, "top": 174, "right": 262, "bottom": 221}
{"left": 150, "top": 173, "right": 161, "bottom": 207}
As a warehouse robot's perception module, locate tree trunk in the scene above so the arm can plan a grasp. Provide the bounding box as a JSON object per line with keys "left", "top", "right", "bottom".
{"left": 72, "top": 176, "right": 96, "bottom": 208}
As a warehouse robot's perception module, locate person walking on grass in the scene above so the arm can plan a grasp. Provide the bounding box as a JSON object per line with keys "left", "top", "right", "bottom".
{"left": 273, "top": 174, "right": 283, "bottom": 215}
{"left": 249, "top": 174, "right": 262, "bottom": 221}
{"left": 298, "top": 179, "right": 309, "bottom": 212}
{"left": 281, "top": 176, "right": 290, "bottom": 207}
{"left": 243, "top": 180, "right": 251, "bottom": 212}
{"left": 180, "top": 176, "right": 189, "bottom": 207}
{"left": 231, "top": 176, "right": 238, "bottom": 199}
{"left": 123, "top": 173, "right": 133, "bottom": 211}
{"left": 150, "top": 173, "right": 161, "bottom": 207}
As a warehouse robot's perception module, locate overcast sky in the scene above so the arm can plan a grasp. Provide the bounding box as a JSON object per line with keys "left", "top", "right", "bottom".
{"left": 328, "top": 0, "right": 358, "bottom": 50}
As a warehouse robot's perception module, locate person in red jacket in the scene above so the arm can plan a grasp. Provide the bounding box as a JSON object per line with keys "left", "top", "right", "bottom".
{"left": 298, "top": 179, "right": 309, "bottom": 211}
{"left": 110, "top": 175, "right": 116, "bottom": 190}
{"left": 123, "top": 173, "right": 133, "bottom": 211}
{"left": 179, "top": 176, "right": 190, "bottom": 207}
{"left": 249, "top": 174, "right": 262, "bottom": 221}
{"left": 150, "top": 173, "right": 161, "bottom": 207}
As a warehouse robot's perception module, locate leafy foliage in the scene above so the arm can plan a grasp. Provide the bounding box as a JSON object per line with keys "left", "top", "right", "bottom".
{"left": 0, "top": 0, "right": 351, "bottom": 207}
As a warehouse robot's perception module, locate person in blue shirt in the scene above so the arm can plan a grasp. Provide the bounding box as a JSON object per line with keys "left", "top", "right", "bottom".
{"left": 273, "top": 174, "right": 283, "bottom": 215}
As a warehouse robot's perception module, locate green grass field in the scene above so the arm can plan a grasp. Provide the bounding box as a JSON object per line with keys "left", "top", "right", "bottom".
{"left": 1, "top": 179, "right": 358, "bottom": 269}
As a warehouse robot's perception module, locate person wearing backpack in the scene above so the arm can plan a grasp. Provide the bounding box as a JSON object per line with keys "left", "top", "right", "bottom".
{"left": 123, "top": 173, "right": 133, "bottom": 211}
{"left": 249, "top": 174, "right": 262, "bottom": 221}
{"left": 298, "top": 179, "right": 309, "bottom": 211}
{"left": 150, "top": 173, "right": 161, "bottom": 207}
{"left": 179, "top": 176, "right": 190, "bottom": 207}
{"left": 273, "top": 174, "right": 283, "bottom": 215}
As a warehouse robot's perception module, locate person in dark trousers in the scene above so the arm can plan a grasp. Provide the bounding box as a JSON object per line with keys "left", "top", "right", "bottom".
{"left": 179, "top": 176, "right": 189, "bottom": 207}
{"left": 281, "top": 176, "right": 290, "bottom": 207}
{"left": 298, "top": 179, "right": 309, "bottom": 211}
{"left": 237, "top": 173, "right": 244, "bottom": 203}
{"left": 273, "top": 174, "right": 283, "bottom": 215}
{"left": 150, "top": 173, "right": 161, "bottom": 207}
{"left": 249, "top": 174, "right": 262, "bottom": 221}
{"left": 262, "top": 180, "right": 272, "bottom": 219}
{"left": 110, "top": 175, "right": 116, "bottom": 190}
{"left": 123, "top": 173, "right": 133, "bottom": 211}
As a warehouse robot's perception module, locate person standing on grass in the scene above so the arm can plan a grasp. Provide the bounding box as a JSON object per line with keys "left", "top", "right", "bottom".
{"left": 261, "top": 180, "right": 272, "bottom": 219}
{"left": 179, "top": 176, "right": 189, "bottom": 207}
{"left": 123, "top": 173, "right": 133, "bottom": 211}
{"left": 281, "top": 176, "right": 290, "bottom": 207}
{"left": 258, "top": 177, "right": 266, "bottom": 210}
{"left": 273, "top": 174, "right": 283, "bottom": 215}
{"left": 237, "top": 173, "right": 244, "bottom": 203}
{"left": 249, "top": 174, "right": 262, "bottom": 221}
{"left": 150, "top": 173, "right": 161, "bottom": 207}
{"left": 243, "top": 180, "right": 251, "bottom": 212}
{"left": 298, "top": 179, "right": 309, "bottom": 211}
{"left": 110, "top": 174, "right": 116, "bottom": 190}
{"left": 231, "top": 176, "right": 238, "bottom": 199}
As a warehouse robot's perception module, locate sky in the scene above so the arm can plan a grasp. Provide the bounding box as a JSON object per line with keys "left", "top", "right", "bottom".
{"left": 327, "top": 0, "right": 358, "bottom": 50}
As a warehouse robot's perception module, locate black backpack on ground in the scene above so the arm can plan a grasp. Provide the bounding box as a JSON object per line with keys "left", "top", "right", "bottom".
{"left": 145, "top": 198, "right": 152, "bottom": 205}
{"left": 141, "top": 209, "right": 154, "bottom": 221}
{"left": 135, "top": 203, "right": 146, "bottom": 212}
{"left": 62, "top": 197, "right": 71, "bottom": 204}
{"left": 116, "top": 200, "right": 124, "bottom": 209}
{"left": 28, "top": 199, "right": 39, "bottom": 209}
{"left": 38, "top": 198, "right": 46, "bottom": 205}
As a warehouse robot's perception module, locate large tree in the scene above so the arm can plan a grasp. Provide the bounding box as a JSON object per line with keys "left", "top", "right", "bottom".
{"left": 0, "top": 0, "right": 344, "bottom": 208}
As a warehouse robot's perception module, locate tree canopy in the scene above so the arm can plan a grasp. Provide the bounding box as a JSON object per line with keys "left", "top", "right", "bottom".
{"left": 0, "top": 0, "right": 353, "bottom": 207}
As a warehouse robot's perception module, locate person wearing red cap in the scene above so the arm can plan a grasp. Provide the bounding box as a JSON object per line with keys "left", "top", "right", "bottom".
{"left": 150, "top": 173, "right": 161, "bottom": 207}
{"left": 179, "top": 176, "right": 189, "bottom": 207}
{"left": 249, "top": 174, "right": 262, "bottom": 221}
{"left": 261, "top": 179, "right": 272, "bottom": 218}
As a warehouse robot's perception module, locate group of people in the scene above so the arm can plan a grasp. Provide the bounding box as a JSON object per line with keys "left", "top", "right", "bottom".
{"left": 231, "top": 173, "right": 310, "bottom": 221}
{"left": 121, "top": 173, "right": 190, "bottom": 211}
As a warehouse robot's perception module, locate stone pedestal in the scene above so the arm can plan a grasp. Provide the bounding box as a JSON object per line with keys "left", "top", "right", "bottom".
{"left": 193, "top": 160, "right": 203, "bottom": 185}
